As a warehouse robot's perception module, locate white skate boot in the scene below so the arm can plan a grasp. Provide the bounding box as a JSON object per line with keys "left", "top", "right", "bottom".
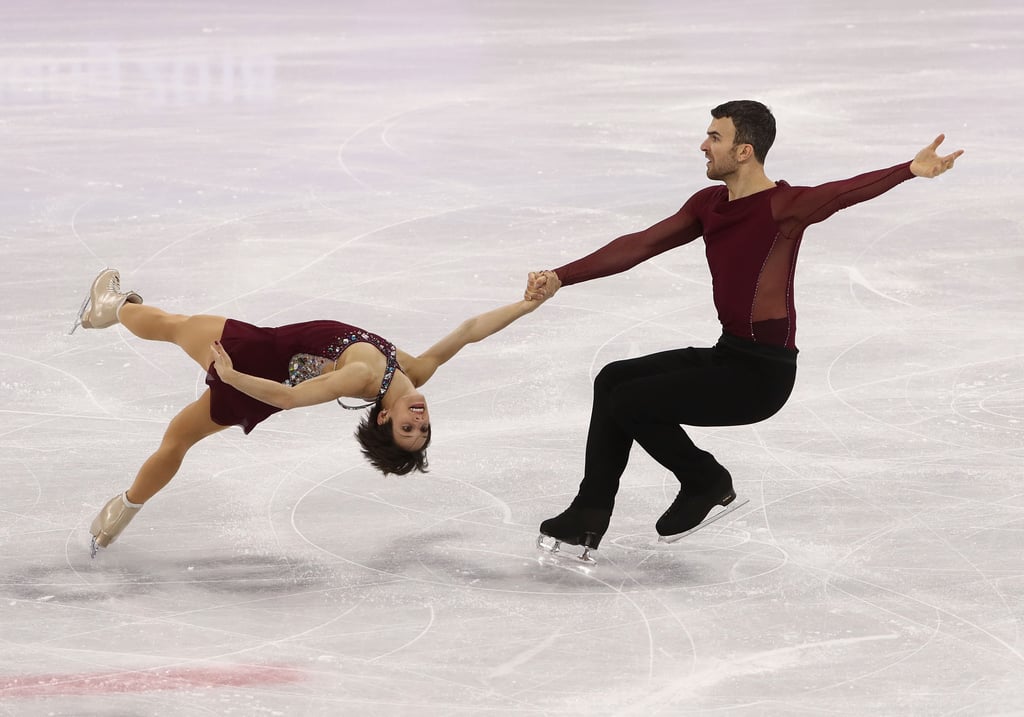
{"left": 71, "top": 268, "right": 143, "bottom": 334}
{"left": 90, "top": 492, "right": 142, "bottom": 557}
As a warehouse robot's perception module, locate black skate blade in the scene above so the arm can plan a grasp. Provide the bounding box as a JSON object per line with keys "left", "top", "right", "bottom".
{"left": 536, "top": 534, "right": 597, "bottom": 565}
{"left": 657, "top": 497, "right": 750, "bottom": 544}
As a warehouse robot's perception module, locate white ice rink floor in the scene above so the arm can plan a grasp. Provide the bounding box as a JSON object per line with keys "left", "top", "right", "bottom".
{"left": 2, "top": 1, "right": 1022, "bottom": 715}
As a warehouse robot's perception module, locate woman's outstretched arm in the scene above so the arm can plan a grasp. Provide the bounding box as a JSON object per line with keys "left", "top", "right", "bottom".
{"left": 407, "top": 297, "right": 547, "bottom": 386}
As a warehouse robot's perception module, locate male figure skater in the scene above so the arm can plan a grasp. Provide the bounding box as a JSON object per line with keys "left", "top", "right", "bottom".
{"left": 527, "top": 100, "right": 963, "bottom": 561}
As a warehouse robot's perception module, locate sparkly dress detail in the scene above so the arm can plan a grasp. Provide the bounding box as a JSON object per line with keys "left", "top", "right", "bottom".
{"left": 284, "top": 329, "right": 400, "bottom": 410}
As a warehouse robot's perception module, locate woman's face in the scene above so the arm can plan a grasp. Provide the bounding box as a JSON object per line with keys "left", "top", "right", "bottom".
{"left": 378, "top": 392, "right": 431, "bottom": 451}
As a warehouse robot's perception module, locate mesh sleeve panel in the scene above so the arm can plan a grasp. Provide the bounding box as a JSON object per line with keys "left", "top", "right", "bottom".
{"left": 553, "top": 189, "right": 710, "bottom": 286}
{"left": 772, "top": 161, "right": 914, "bottom": 238}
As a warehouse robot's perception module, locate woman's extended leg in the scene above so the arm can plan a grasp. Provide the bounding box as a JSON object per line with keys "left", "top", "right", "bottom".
{"left": 118, "top": 303, "right": 227, "bottom": 370}
{"left": 78, "top": 268, "right": 228, "bottom": 369}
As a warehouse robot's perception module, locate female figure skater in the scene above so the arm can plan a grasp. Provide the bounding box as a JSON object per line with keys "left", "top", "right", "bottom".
{"left": 76, "top": 269, "right": 547, "bottom": 556}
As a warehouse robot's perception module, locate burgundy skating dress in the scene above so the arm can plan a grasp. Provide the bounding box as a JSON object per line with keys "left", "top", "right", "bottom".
{"left": 205, "top": 319, "right": 401, "bottom": 434}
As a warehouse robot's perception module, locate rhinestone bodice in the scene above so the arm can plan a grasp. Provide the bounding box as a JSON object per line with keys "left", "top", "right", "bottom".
{"left": 286, "top": 353, "right": 331, "bottom": 385}
{"left": 283, "top": 329, "right": 400, "bottom": 407}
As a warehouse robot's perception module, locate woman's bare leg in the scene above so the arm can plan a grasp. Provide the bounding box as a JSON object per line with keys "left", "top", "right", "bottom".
{"left": 125, "top": 390, "right": 227, "bottom": 504}
{"left": 118, "top": 303, "right": 228, "bottom": 370}
{"left": 91, "top": 390, "right": 227, "bottom": 552}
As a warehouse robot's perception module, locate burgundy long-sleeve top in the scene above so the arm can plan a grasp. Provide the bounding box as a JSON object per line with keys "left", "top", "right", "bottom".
{"left": 554, "top": 162, "right": 916, "bottom": 350}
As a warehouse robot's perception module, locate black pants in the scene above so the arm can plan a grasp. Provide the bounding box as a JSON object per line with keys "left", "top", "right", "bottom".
{"left": 575, "top": 333, "right": 798, "bottom": 510}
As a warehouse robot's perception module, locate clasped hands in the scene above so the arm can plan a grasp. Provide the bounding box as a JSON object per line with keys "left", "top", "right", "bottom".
{"left": 524, "top": 270, "right": 561, "bottom": 302}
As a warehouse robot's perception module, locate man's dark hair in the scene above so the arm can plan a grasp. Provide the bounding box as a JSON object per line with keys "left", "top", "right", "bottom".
{"left": 354, "top": 401, "right": 430, "bottom": 476}
{"left": 711, "top": 100, "right": 776, "bottom": 164}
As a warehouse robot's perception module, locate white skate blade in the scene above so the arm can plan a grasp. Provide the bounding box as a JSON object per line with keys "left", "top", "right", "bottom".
{"left": 657, "top": 497, "right": 750, "bottom": 544}
{"left": 536, "top": 534, "right": 597, "bottom": 565}
{"left": 69, "top": 292, "right": 91, "bottom": 335}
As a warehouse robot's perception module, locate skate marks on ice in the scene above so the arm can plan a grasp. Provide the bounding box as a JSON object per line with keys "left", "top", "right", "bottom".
{"left": 530, "top": 528, "right": 790, "bottom": 597}
{"left": 5, "top": 550, "right": 333, "bottom": 605}
{"left": 288, "top": 483, "right": 783, "bottom": 594}
{"left": 533, "top": 518, "right": 789, "bottom": 591}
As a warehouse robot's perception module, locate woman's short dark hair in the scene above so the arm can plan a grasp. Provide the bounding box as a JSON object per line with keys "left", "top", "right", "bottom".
{"left": 711, "top": 100, "right": 776, "bottom": 164}
{"left": 354, "top": 402, "right": 430, "bottom": 476}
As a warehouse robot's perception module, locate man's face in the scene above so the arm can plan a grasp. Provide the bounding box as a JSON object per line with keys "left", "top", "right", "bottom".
{"left": 699, "top": 117, "right": 743, "bottom": 180}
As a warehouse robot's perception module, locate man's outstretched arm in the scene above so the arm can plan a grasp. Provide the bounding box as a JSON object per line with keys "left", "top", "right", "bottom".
{"left": 523, "top": 192, "right": 710, "bottom": 300}
{"left": 775, "top": 135, "right": 964, "bottom": 235}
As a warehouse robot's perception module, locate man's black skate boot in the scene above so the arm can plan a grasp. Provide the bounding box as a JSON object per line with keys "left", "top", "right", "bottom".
{"left": 656, "top": 469, "right": 741, "bottom": 541}
{"left": 537, "top": 501, "right": 611, "bottom": 562}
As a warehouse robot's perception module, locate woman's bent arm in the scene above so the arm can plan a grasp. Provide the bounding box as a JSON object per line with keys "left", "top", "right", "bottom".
{"left": 210, "top": 341, "right": 374, "bottom": 409}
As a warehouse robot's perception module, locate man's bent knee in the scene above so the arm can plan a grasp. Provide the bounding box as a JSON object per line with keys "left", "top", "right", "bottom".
{"left": 594, "top": 359, "right": 639, "bottom": 394}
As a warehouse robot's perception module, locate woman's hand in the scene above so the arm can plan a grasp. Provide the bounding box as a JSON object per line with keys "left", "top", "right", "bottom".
{"left": 210, "top": 340, "right": 235, "bottom": 381}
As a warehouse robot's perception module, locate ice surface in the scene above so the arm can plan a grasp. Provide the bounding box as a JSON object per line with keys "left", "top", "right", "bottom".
{"left": 1, "top": 1, "right": 1022, "bottom": 715}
